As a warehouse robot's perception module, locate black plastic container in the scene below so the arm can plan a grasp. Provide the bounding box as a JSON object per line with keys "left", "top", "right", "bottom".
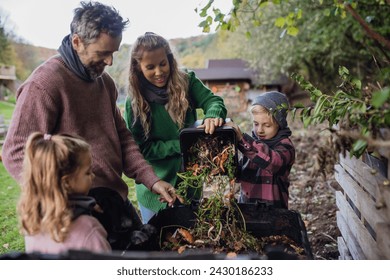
{"left": 148, "top": 203, "right": 313, "bottom": 259}
{"left": 179, "top": 124, "right": 239, "bottom": 176}
{"left": 179, "top": 124, "right": 239, "bottom": 201}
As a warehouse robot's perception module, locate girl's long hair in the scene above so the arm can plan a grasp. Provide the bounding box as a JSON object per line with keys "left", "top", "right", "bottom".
{"left": 18, "top": 132, "right": 90, "bottom": 242}
{"left": 128, "top": 32, "right": 189, "bottom": 139}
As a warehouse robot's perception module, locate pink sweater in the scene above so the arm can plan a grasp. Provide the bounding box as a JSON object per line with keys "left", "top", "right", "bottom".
{"left": 25, "top": 215, "right": 111, "bottom": 254}
{"left": 2, "top": 55, "right": 160, "bottom": 199}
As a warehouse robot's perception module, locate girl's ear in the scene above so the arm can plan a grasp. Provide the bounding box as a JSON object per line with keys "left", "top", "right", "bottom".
{"left": 61, "top": 175, "right": 72, "bottom": 193}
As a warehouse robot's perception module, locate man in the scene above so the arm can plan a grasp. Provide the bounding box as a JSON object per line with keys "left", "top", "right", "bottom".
{"left": 2, "top": 1, "right": 176, "bottom": 248}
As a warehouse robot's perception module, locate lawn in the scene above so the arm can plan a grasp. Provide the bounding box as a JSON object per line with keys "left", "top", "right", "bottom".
{"left": 0, "top": 100, "right": 15, "bottom": 121}
{"left": 0, "top": 162, "right": 23, "bottom": 254}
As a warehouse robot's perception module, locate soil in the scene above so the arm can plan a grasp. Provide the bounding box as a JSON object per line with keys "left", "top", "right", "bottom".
{"left": 288, "top": 120, "right": 341, "bottom": 260}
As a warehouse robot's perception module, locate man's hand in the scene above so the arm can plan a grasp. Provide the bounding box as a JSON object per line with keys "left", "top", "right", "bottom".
{"left": 151, "top": 180, "right": 178, "bottom": 207}
{"left": 197, "top": 117, "right": 224, "bottom": 134}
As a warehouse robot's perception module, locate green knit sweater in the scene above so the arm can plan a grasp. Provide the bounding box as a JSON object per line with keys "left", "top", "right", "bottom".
{"left": 124, "top": 70, "right": 227, "bottom": 212}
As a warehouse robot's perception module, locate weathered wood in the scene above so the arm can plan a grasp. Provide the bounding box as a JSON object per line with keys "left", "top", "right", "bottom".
{"left": 339, "top": 154, "right": 384, "bottom": 200}
{"left": 376, "top": 223, "right": 390, "bottom": 259}
{"left": 337, "top": 236, "right": 352, "bottom": 260}
{"left": 382, "top": 186, "right": 390, "bottom": 219}
{"left": 336, "top": 191, "right": 384, "bottom": 259}
{"left": 336, "top": 210, "right": 366, "bottom": 260}
{"left": 335, "top": 164, "right": 389, "bottom": 230}
{"left": 378, "top": 128, "right": 390, "bottom": 178}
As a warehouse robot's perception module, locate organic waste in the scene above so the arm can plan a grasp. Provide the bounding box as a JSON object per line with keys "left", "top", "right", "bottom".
{"left": 160, "top": 134, "right": 307, "bottom": 258}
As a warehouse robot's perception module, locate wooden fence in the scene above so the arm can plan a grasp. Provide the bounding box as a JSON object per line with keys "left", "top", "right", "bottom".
{"left": 335, "top": 148, "right": 390, "bottom": 259}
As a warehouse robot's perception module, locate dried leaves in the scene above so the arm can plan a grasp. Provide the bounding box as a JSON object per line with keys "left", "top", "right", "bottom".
{"left": 169, "top": 131, "right": 307, "bottom": 258}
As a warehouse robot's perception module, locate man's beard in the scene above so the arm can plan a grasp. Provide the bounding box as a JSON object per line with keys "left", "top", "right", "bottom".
{"left": 85, "top": 64, "right": 105, "bottom": 80}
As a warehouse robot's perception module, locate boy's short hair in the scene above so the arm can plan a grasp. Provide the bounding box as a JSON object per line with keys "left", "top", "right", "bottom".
{"left": 251, "top": 91, "right": 289, "bottom": 129}
{"left": 250, "top": 104, "right": 277, "bottom": 124}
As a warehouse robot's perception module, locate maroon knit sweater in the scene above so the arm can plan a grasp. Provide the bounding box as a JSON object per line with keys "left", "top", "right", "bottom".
{"left": 2, "top": 55, "right": 159, "bottom": 199}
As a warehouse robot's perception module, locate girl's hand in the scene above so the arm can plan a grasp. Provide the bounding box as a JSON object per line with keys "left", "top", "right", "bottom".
{"left": 197, "top": 117, "right": 224, "bottom": 134}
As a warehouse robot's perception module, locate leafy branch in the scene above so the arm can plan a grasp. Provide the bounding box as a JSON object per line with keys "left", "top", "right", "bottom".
{"left": 291, "top": 66, "right": 390, "bottom": 158}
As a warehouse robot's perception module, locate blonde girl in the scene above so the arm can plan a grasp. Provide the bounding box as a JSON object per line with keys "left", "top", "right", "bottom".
{"left": 18, "top": 132, "right": 111, "bottom": 254}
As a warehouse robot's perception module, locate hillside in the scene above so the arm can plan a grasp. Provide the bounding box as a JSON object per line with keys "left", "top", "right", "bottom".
{"left": 10, "top": 33, "right": 222, "bottom": 99}
{"left": 11, "top": 42, "right": 58, "bottom": 81}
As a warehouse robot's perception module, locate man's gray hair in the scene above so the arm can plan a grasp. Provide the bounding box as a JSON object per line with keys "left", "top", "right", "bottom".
{"left": 70, "top": 1, "right": 129, "bottom": 45}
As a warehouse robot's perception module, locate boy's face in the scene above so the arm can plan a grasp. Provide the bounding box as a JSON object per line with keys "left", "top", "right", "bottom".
{"left": 252, "top": 111, "right": 279, "bottom": 140}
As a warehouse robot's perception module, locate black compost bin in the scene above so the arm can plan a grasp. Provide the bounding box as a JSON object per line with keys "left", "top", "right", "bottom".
{"left": 148, "top": 203, "right": 313, "bottom": 260}
{"left": 179, "top": 125, "right": 239, "bottom": 176}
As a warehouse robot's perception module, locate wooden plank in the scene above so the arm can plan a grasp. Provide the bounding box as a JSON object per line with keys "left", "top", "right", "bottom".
{"left": 378, "top": 128, "right": 390, "bottom": 178}
{"left": 337, "top": 236, "right": 352, "bottom": 260}
{"left": 383, "top": 187, "right": 390, "bottom": 218}
{"left": 336, "top": 211, "right": 366, "bottom": 260}
{"left": 376, "top": 223, "right": 390, "bottom": 259}
{"left": 335, "top": 164, "right": 390, "bottom": 228}
{"left": 336, "top": 191, "right": 384, "bottom": 259}
{"left": 339, "top": 154, "right": 386, "bottom": 200}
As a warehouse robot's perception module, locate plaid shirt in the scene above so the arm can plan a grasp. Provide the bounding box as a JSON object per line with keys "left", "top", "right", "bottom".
{"left": 237, "top": 133, "right": 295, "bottom": 208}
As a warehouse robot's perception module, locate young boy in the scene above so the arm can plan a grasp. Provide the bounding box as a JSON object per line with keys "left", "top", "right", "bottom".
{"left": 227, "top": 91, "right": 295, "bottom": 208}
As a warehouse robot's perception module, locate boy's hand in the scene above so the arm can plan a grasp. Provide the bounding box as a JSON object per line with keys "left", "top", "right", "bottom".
{"left": 225, "top": 121, "right": 243, "bottom": 141}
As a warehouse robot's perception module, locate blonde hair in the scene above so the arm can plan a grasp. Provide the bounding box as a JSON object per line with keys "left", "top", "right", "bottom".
{"left": 128, "top": 32, "right": 189, "bottom": 139}
{"left": 18, "top": 132, "right": 91, "bottom": 242}
{"left": 250, "top": 104, "right": 277, "bottom": 123}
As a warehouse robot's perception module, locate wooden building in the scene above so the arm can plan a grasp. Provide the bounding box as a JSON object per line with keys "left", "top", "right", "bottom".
{"left": 192, "top": 59, "right": 289, "bottom": 115}
{"left": 0, "top": 65, "right": 16, "bottom": 100}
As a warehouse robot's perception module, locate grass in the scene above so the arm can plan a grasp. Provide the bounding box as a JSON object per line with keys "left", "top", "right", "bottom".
{"left": 0, "top": 101, "right": 15, "bottom": 121}
{"left": 0, "top": 162, "right": 23, "bottom": 254}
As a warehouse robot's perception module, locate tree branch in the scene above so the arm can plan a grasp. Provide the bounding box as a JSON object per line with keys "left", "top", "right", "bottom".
{"left": 341, "top": 1, "right": 390, "bottom": 50}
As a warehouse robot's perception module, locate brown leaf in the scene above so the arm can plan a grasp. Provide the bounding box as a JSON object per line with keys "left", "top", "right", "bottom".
{"left": 177, "top": 228, "right": 194, "bottom": 244}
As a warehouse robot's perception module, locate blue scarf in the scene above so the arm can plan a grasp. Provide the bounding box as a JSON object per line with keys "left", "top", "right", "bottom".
{"left": 58, "top": 35, "right": 93, "bottom": 82}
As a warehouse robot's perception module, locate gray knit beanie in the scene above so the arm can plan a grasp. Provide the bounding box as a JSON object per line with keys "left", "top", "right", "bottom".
{"left": 252, "top": 91, "right": 289, "bottom": 129}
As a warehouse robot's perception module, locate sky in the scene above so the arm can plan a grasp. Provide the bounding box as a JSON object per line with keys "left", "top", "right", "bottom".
{"left": 0, "top": 0, "right": 232, "bottom": 49}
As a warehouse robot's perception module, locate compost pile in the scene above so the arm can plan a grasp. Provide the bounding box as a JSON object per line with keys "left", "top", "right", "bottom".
{"left": 162, "top": 134, "right": 307, "bottom": 258}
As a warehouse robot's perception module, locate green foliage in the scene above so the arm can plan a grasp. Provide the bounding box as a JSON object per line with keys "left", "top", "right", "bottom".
{"left": 292, "top": 66, "right": 390, "bottom": 157}
{"left": 0, "top": 17, "right": 13, "bottom": 65}
{"left": 197, "top": 0, "right": 390, "bottom": 93}
{"left": 196, "top": 0, "right": 390, "bottom": 160}
{"left": 0, "top": 162, "right": 24, "bottom": 254}
{"left": 197, "top": 0, "right": 302, "bottom": 38}
{"left": 11, "top": 42, "right": 57, "bottom": 81}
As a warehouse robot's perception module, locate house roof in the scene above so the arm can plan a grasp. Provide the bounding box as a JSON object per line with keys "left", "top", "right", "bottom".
{"left": 192, "top": 59, "right": 288, "bottom": 86}
{"left": 193, "top": 67, "right": 253, "bottom": 81}
{"left": 0, "top": 65, "right": 16, "bottom": 81}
